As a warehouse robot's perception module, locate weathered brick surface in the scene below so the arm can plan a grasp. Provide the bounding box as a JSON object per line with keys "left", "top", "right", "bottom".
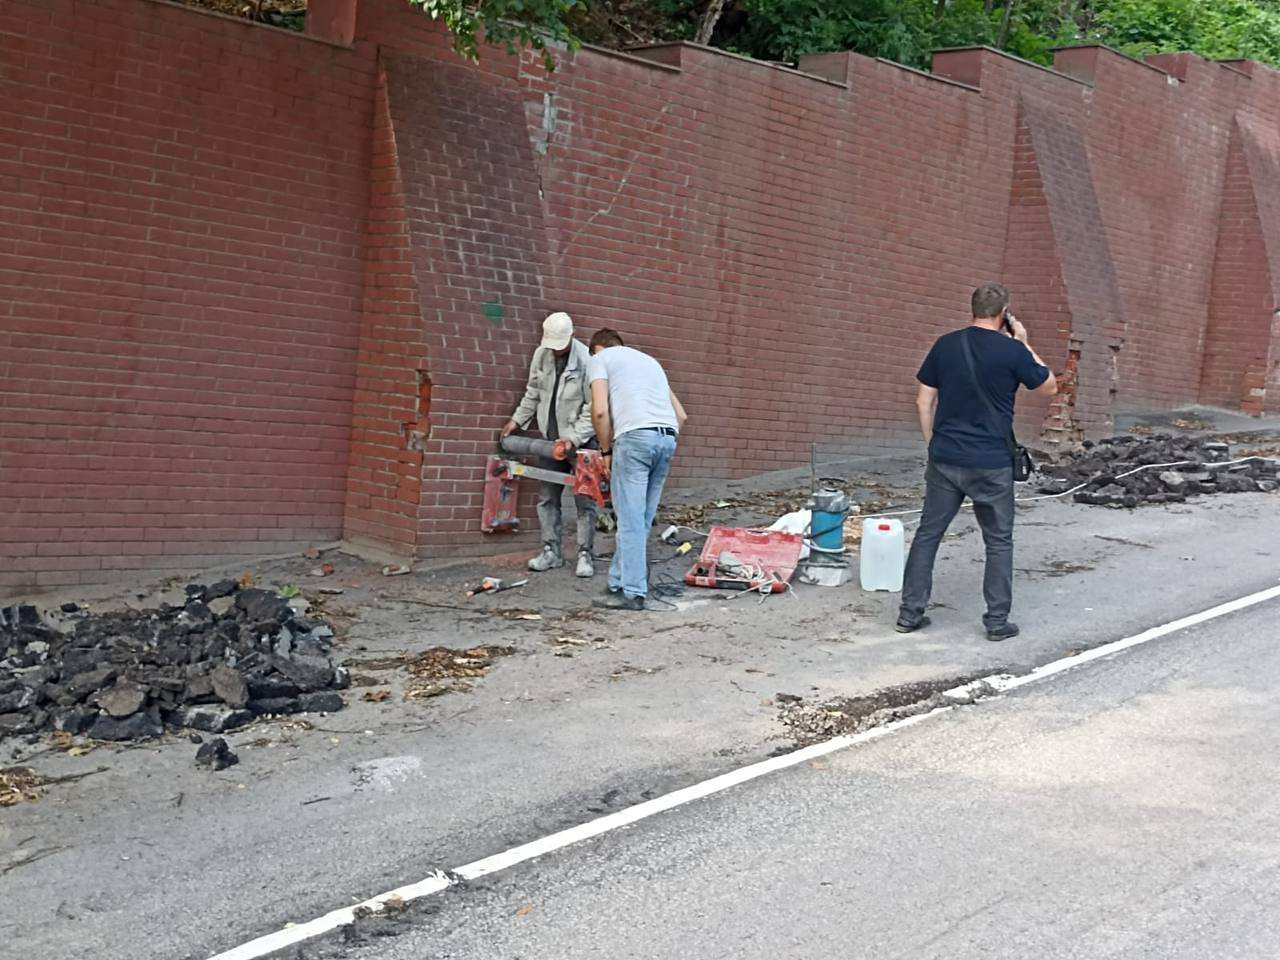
{"left": 0, "top": 0, "right": 376, "bottom": 587}
{"left": 1201, "top": 119, "right": 1275, "bottom": 414}
{"left": 5, "top": 0, "right": 1280, "bottom": 583}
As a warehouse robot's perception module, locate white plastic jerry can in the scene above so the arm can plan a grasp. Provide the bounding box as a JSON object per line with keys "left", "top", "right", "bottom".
{"left": 860, "top": 518, "right": 905, "bottom": 592}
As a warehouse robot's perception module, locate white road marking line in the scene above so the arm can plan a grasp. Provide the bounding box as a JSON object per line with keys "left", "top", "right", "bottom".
{"left": 988, "top": 582, "right": 1280, "bottom": 693}
{"left": 209, "top": 581, "right": 1280, "bottom": 960}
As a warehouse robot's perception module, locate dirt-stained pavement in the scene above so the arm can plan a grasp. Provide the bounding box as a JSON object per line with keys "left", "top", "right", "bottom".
{"left": 2, "top": 411, "right": 1279, "bottom": 960}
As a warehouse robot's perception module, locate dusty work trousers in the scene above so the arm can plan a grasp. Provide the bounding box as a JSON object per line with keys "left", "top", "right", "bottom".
{"left": 899, "top": 460, "right": 1015, "bottom": 629}
{"left": 608, "top": 428, "right": 677, "bottom": 599}
{"left": 536, "top": 456, "right": 597, "bottom": 558}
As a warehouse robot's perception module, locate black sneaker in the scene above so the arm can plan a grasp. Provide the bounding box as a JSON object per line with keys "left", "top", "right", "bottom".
{"left": 986, "top": 621, "right": 1020, "bottom": 642}
{"left": 594, "top": 593, "right": 645, "bottom": 611}
{"left": 894, "top": 615, "right": 931, "bottom": 634}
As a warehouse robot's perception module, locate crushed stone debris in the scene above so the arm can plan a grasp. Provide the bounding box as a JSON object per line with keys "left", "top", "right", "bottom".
{"left": 777, "top": 674, "right": 993, "bottom": 746}
{"left": 0, "top": 581, "right": 350, "bottom": 745}
{"left": 1037, "top": 434, "right": 1279, "bottom": 507}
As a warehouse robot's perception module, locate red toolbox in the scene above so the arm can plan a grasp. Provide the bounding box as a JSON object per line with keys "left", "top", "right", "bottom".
{"left": 684, "top": 527, "right": 804, "bottom": 593}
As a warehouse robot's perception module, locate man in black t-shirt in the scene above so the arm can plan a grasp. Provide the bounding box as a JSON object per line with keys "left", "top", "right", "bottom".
{"left": 896, "top": 283, "right": 1058, "bottom": 642}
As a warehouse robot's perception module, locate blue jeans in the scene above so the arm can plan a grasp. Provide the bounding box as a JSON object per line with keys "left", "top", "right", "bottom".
{"left": 609, "top": 429, "right": 677, "bottom": 599}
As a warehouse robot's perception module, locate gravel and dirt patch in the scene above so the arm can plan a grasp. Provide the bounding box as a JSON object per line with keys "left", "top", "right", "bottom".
{"left": 776, "top": 673, "right": 996, "bottom": 746}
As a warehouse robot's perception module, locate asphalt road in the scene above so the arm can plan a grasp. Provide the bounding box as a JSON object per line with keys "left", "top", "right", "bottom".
{"left": 3, "top": 488, "right": 1279, "bottom": 960}
{"left": 328, "top": 597, "right": 1280, "bottom": 960}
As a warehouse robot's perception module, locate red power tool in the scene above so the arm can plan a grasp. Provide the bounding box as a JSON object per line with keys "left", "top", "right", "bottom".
{"left": 480, "top": 435, "right": 610, "bottom": 534}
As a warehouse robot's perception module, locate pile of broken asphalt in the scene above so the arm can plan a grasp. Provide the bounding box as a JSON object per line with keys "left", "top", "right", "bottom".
{"left": 1037, "top": 434, "right": 1279, "bottom": 507}
{"left": 0, "top": 580, "right": 348, "bottom": 744}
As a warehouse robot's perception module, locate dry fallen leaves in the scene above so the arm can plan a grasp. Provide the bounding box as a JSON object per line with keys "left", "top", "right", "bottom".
{"left": 0, "top": 767, "right": 43, "bottom": 807}
{"left": 362, "top": 690, "right": 392, "bottom": 703}
{"left": 402, "top": 645, "right": 514, "bottom": 701}
{"left": 516, "top": 904, "right": 534, "bottom": 918}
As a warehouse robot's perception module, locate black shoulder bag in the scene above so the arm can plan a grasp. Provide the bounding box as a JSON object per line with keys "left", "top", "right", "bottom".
{"left": 958, "top": 329, "right": 1035, "bottom": 481}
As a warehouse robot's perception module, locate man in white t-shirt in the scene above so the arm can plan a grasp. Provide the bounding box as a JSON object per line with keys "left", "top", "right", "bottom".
{"left": 587, "top": 329, "right": 687, "bottom": 611}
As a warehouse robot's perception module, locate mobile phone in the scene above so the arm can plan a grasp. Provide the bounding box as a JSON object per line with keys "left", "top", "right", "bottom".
{"left": 1002, "top": 309, "right": 1015, "bottom": 334}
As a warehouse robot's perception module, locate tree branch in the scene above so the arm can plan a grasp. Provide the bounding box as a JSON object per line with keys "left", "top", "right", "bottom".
{"left": 695, "top": 0, "right": 727, "bottom": 45}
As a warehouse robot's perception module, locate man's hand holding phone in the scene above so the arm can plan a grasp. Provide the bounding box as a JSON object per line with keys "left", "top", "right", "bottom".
{"left": 1003, "top": 311, "right": 1028, "bottom": 344}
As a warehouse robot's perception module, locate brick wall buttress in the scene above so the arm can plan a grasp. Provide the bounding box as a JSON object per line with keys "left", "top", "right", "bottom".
{"left": 1237, "top": 114, "right": 1280, "bottom": 414}
{"left": 1001, "top": 102, "right": 1074, "bottom": 443}
{"left": 342, "top": 66, "right": 430, "bottom": 557}
{"left": 381, "top": 54, "right": 551, "bottom": 556}
{"left": 1200, "top": 118, "right": 1275, "bottom": 414}
{"left": 1020, "top": 96, "right": 1125, "bottom": 436}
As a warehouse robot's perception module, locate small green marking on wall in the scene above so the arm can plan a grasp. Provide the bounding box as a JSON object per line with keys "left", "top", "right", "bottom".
{"left": 482, "top": 302, "right": 504, "bottom": 326}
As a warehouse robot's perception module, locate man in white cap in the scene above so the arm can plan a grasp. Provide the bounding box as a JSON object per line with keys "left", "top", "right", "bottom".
{"left": 501, "top": 312, "right": 598, "bottom": 577}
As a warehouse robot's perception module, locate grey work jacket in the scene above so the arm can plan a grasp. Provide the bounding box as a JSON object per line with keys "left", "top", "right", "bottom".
{"left": 510, "top": 338, "right": 595, "bottom": 448}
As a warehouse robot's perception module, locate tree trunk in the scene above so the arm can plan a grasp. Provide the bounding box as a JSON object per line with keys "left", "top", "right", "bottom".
{"left": 984, "top": 0, "right": 995, "bottom": 14}
{"left": 934, "top": 0, "right": 948, "bottom": 25}
{"left": 695, "top": 0, "right": 727, "bottom": 45}
{"left": 998, "top": 0, "right": 1017, "bottom": 47}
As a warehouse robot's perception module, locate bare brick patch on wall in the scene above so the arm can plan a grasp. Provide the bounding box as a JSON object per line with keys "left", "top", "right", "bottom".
{"left": 5, "top": 0, "right": 1280, "bottom": 587}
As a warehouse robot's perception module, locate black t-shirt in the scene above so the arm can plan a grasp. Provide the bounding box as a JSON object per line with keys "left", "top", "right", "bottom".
{"left": 917, "top": 327, "right": 1049, "bottom": 469}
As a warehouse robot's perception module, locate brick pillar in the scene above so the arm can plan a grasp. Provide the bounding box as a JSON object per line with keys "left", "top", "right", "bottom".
{"left": 1200, "top": 124, "right": 1273, "bottom": 416}
{"left": 1001, "top": 104, "right": 1073, "bottom": 445}
{"left": 342, "top": 66, "right": 429, "bottom": 558}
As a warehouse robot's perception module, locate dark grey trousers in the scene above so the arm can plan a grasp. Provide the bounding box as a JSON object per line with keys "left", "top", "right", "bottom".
{"left": 536, "top": 456, "right": 597, "bottom": 557}
{"left": 899, "top": 460, "right": 1015, "bottom": 629}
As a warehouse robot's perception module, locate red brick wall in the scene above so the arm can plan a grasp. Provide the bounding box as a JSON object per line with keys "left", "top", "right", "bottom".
{"left": 1200, "top": 120, "right": 1274, "bottom": 414}
{"left": 0, "top": 0, "right": 375, "bottom": 588}
{"left": 7, "top": 0, "right": 1280, "bottom": 583}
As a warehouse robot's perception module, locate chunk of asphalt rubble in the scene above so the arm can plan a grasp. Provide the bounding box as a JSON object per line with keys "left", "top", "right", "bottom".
{"left": 97, "top": 681, "right": 147, "bottom": 718}
{"left": 90, "top": 711, "right": 163, "bottom": 742}
{"left": 66, "top": 666, "right": 117, "bottom": 702}
{"left": 202, "top": 580, "right": 238, "bottom": 601}
{"left": 195, "top": 737, "right": 239, "bottom": 771}
{"left": 1, "top": 582, "right": 347, "bottom": 745}
{"left": 209, "top": 664, "right": 250, "bottom": 709}
{"left": 181, "top": 704, "right": 253, "bottom": 734}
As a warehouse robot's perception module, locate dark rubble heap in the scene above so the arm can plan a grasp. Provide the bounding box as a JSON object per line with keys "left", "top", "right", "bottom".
{"left": 0, "top": 582, "right": 347, "bottom": 743}
{"left": 1037, "top": 435, "right": 1279, "bottom": 507}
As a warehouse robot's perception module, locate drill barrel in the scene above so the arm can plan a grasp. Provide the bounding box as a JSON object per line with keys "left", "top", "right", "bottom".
{"left": 500, "top": 435, "right": 568, "bottom": 461}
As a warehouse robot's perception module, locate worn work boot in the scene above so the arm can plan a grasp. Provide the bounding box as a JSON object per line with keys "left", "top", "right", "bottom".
{"left": 575, "top": 551, "right": 594, "bottom": 579}
{"left": 894, "top": 615, "right": 931, "bottom": 634}
{"left": 528, "top": 546, "right": 565, "bottom": 572}
{"left": 986, "top": 621, "right": 1021, "bottom": 642}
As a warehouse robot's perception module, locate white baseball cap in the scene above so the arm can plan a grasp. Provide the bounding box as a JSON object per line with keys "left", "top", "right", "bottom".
{"left": 539, "top": 311, "right": 573, "bottom": 350}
